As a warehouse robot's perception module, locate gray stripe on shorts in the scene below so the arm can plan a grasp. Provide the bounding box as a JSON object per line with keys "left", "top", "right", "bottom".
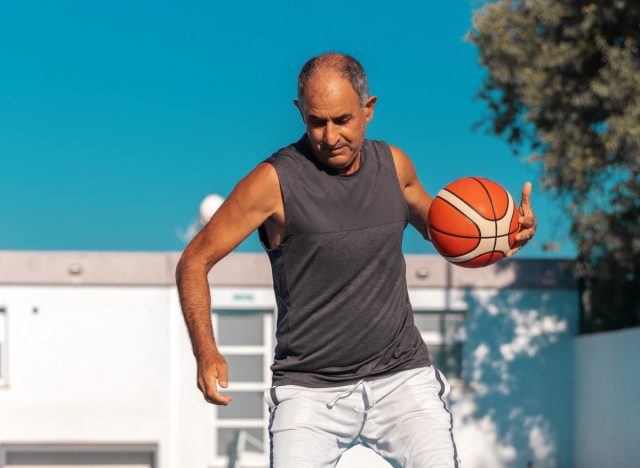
{"left": 268, "top": 387, "right": 279, "bottom": 467}
{"left": 268, "top": 406, "right": 277, "bottom": 468}
{"left": 434, "top": 367, "right": 460, "bottom": 468}
{"left": 270, "top": 386, "right": 280, "bottom": 406}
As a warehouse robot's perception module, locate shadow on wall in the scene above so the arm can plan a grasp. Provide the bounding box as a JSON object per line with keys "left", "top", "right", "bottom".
{"left": 450, "top": 261, "right": 579, "bottom": 468}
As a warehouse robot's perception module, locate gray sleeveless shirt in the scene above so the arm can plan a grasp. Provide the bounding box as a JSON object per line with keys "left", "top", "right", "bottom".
{"left": 260, "top": 135, "right": 430, "bottom": 387}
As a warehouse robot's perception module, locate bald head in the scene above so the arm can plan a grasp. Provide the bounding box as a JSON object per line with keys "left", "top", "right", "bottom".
{"left": 297, "top": 53, "right": 370, "bottom": 110}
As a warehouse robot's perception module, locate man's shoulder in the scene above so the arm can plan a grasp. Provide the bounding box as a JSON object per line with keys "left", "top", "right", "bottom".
{"left": 364, "top": 141, "right": 415, "bottom": 187}
{"left": 364, "top": 139, "right": 403, "bottom": 170}
{"left": 365, "top": 138, "right": 405, "bottom": 158}
{"left": 364, "top": 137, "right": 389, "bottom": 148}
{"left": 263, "top": 135, "right": 309, "bottom": 169}
{"left": 266, "top": 144, "right": 298, "bottom": 161}
{"left": 370, "top": 142, "right": 410, "bottom": 164}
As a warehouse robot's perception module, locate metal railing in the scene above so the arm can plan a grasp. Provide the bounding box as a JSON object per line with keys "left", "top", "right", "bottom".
{"left": 227, "top": 430, "right": 265, "bottom": 468}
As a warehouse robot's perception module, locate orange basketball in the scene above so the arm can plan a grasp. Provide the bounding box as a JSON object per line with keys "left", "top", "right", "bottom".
{"left": 427, "top": 177, "right": 520, "bottom": 268}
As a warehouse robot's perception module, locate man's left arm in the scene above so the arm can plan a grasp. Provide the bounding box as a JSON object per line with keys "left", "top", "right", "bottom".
{"left": 389, "top": 146, "right": 537, "bottom": 253}
{"left": 389, "top": 146, "right": 433, "bottom": 241}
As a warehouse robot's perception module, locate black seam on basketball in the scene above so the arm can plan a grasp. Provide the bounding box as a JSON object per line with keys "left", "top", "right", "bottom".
{"left": 434, "top": 196, "right": 482, "bottom": 235}
{"left": 441, "top": 188, "right": 503, "bottom": 222}
{"left": 452, "top": 250, "right": 505, "bottom": 265}
{"left": 432, "top": 197, "right": 481, "bottom": 254}
{"left": 429, "top": 224, "right": 516, "bottom": 239}
{"left": 487, "top": 182, "right": 510, "bottom": 218}
{"left": 471, "top": 177, "right": 499, "bottom": 267}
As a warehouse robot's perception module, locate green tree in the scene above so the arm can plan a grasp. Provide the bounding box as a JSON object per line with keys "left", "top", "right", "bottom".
{"left": 468, "top": 0, "right": 640, "bottom": 332}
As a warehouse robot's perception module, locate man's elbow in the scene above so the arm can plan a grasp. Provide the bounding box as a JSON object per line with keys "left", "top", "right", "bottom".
{"left": 175, "top": 247, "right": 197, "bottom": 285}
{"left": 175, "top": 252, "right": 188, "bottom": 286}
{"left": 175, "top": 247, "right": 214, "bottom": 285}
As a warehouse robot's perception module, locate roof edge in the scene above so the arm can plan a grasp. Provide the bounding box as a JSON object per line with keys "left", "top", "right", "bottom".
{"left": 0, "top": 251, "right": 577, "bottom": 289}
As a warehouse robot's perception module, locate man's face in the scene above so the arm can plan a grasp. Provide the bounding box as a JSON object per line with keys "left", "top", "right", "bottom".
{"left": 295, "top": 70, "right": 376, "bottom": 175}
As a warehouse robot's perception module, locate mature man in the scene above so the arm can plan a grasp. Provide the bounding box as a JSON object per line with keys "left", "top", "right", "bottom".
{"left": 176, "top": 53, "right": 536, "bottom": 467}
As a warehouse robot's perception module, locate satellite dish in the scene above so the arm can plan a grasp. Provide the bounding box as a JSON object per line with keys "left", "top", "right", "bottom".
{"left": 199, "top": 194, "right": 225, "bottom": 225}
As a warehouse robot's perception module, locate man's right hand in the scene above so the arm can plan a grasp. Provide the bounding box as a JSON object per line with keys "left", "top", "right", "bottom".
{"left": 197, "top": 351, "right": 232, "bottom": 405}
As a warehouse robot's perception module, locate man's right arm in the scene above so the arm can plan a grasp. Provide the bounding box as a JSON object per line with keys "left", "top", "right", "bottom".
{"left": 175, "top": 162, "right": 282, "bottom": 405}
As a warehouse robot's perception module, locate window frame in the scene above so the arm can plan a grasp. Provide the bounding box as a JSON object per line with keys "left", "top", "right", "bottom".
{"left": 413, "top": 308, "right": 467, "bottom": 385}
{"left": 208, "top": 288, "right": 276, "bottom": 468}
{"left": 0, "top": 443, "right": 157, "bottom": 467}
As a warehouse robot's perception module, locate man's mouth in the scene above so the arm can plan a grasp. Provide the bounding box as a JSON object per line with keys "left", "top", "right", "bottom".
{"left": 324, "top": 145, "right": 347, "bottom": 155}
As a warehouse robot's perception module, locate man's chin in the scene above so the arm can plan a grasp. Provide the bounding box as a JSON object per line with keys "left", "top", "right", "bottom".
{"left": 310, "top": 146, "right": 358, "bottom": 170}
{"left": 326, "top": 155, "right": 363, "bottom": 174}
{"left": 326, "top": 147, "right": 355, "bottom": 160}
{"left": 324, "top": 154, "right": 350, "bottom": 167}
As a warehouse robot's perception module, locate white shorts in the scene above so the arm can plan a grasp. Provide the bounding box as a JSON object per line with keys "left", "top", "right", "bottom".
{"left": 264, "top": 366, "right": 460, "bottom": 468}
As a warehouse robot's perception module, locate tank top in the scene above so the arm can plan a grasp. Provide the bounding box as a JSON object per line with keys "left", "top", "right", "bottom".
{"left": 260, "top": 135, "right": 430, "bottom": 387}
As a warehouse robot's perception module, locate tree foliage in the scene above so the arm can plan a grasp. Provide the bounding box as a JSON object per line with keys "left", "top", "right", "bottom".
{"left": 469, "top": 0, "right": 640, "bottom": 331}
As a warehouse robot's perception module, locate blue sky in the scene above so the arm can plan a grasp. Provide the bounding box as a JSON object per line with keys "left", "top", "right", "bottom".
{"left": 0, "top": 1, "right": 574, "bottom": 258}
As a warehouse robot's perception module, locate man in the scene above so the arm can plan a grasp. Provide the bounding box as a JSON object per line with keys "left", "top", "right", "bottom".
{"left": 176, "top": 53, "right": 536, "bottom": 467}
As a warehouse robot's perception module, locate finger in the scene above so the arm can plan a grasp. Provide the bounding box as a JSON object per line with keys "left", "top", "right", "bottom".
{"left": 200, "top": 372, "right": 231, "bottom": 405}
{"left": 198, "top": 377, "right": 232, "bottom": 405}
{"left": 203, "top": 373, "right": 232, "bottom": 405}
{"left": 217, "top": 361, "right": 229, "bottom": 388}
{"left": 205, "top": 387, "right": 233, "bottom": 405}
{"left": 515, "top": 228, "right": 535, "bottom": 242}
{"left": 518, "top": 215, "right": 536, "bottom": 228}
{"left": 519, "top": 182, "right": 533, "bottom": 215}
{"left": 506, "top": 246, "right": 521, "bottom": 257}
{"left": 521, "top": 182, "right": 532, "bottom": 204}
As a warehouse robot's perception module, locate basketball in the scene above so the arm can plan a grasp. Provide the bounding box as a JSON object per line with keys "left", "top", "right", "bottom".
{"left": 427, "top": 177, "right": 520, "bottom": 268}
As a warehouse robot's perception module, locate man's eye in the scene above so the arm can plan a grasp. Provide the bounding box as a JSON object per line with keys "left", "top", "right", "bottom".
{"left": 335, "top": 117, "right": 350, "bottom": 125}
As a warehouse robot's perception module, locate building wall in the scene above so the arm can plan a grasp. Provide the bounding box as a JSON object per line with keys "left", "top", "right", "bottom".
{"left": 452, "top": 287, "right": 578, "bottom": 468}
{"left": 0, "top": 286, "right": 178, "bottom": 466}
{"left": 573, "top": 327, "right": 640, "bottom": 468}
{"left": 0, "top": 284, "right": 272, "bottom": 468}
{"left": 0, "top": 252, "right": 579, "bottom": 468}
{"left": 340, "top": 287, "right": 580, "bottom": 468}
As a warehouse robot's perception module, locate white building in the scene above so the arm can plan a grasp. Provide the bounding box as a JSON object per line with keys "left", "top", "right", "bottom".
{"left": 0, "top": 251, "right": 590, "bottom": 467}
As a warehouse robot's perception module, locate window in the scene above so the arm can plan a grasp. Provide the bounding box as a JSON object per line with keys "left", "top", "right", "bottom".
{"left": 0, "top": 307, "right": 6, "bottom": 385}
{"left": 210, "top": 308, "right": 273, "bottom": 467}
{"left": 414, "top": 310, "right": 466, "bottom": 381}
{"left": 0, "top": 443, "right": 157, "bottom": 467}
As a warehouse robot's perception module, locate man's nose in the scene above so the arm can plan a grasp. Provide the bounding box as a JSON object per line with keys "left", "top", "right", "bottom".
{"left": 323, "top": 122, "right": 340, "bottom": 147}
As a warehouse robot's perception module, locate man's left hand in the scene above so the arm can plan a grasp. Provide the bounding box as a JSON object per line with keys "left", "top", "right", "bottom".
{"left": 506, "top": 181, "right": 537, "bottom": 257}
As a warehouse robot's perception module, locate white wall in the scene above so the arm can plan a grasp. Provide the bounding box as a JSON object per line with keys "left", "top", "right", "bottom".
{"left": 0, "top": 280, "right": 581, "bottom": 468}
{"left": 573, "top": 327, "right": 640, "bottom": 468}
{"left": 450, "top": 287, "right": 578, "bottom": 468}
{"left": 0, "top": 285, "right": 211, "bottom": 468}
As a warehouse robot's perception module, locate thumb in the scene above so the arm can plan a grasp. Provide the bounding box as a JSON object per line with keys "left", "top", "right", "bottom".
{"left": 217, "top": 361, "right": 229, "bottom": 388}
{"left": 519, "top": 181, "right": 533, "bottom": 216}
{"left": 521, "top": 181, "right": 532, "bottom": 204}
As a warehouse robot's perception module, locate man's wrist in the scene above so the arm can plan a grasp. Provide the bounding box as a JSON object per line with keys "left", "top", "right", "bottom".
{"left": 193, "top": 340, "right": 218, "bottom": 360}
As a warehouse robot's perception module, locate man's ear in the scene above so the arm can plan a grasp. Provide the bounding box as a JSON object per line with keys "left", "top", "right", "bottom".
{"left": 364, "top": 96, "right": 377, "bottom": 123}
{"left": 293, "top": 99, "right": 306, "bottom": 122}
